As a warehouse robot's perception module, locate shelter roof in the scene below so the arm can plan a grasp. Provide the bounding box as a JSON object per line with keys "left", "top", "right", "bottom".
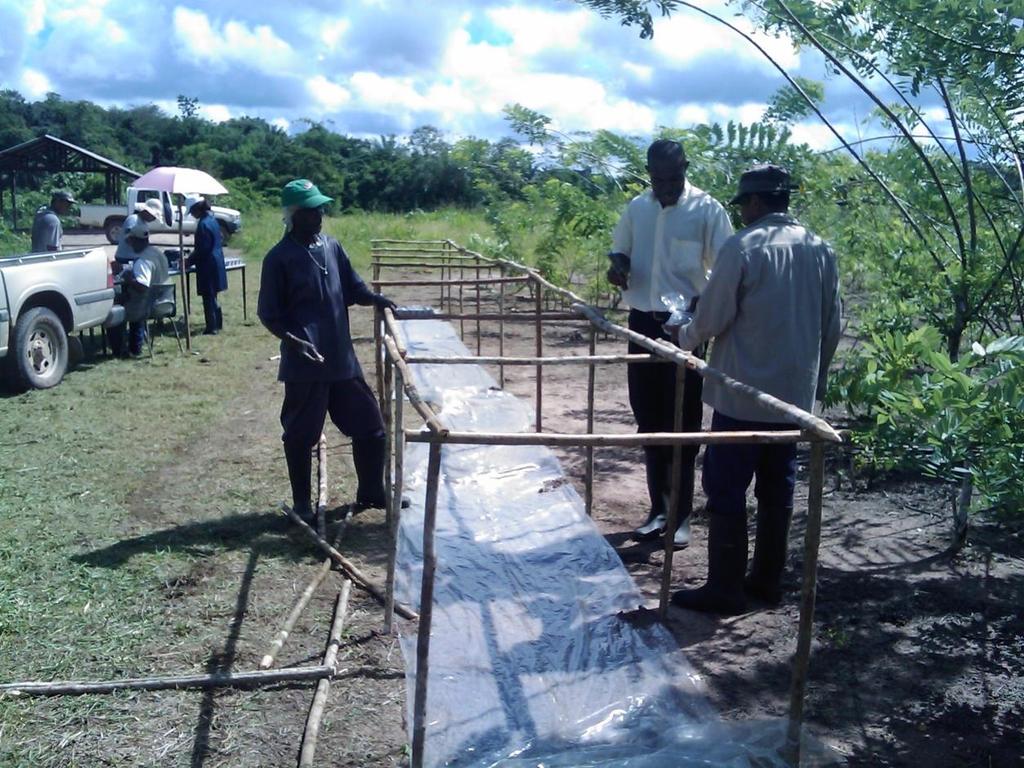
{"left": 0, "top": 134, "right": 140, "bottom": 177}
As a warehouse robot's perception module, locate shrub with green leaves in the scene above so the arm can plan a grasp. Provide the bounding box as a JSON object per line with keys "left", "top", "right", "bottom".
{"left": 830, "top": 328, "right": 1024, "bottom": 515}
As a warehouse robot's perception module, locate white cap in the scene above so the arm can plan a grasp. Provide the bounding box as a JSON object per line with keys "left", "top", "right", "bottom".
{"left": 134, "top": 198, "right": 164, "bottom": 221}
{"left": 126, "top": 218, "right": 150, "bottom": 239}
{"left": 182, "top": 193, "right": 205, "bottom": 212}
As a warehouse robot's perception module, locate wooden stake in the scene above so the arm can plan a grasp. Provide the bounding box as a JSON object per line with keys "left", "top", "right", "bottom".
{"left": 498, "top": 264, "right": 506, "bottom": 388}
{"left": 383, "top": 335, "right": 449, "bottom": 435}
{"left": 534, "top": 276, "right": 543, "bottom": 433}
{"left": 405, "top": 429, "right": 812, "bottom": 447}
{"left": 585, "top": 325, "right": 597, "bottom": 517}
{"left": 402, "top": 353, "right": 663, "bottom": 366}
{"left": 786, "top": 441, "right": 826, "bottom": 764}
{"left": 316, "top": 433, "right": 328, "bottom": 540}
{"left": 283, "top": 505, "right": 418, "bottom": 621}
{"left": 411, "top": 443, "right": 442, "bottom": 768}
{"left": 0, "top": 666, "right": 332, "bottom": 697}
{"left": 298, "top": 581, "right": 353, "bottom": 768}
{"left": 659, "top": 363, "right": 687, "bottom": 617}
{"left": 386, "top": 363, "right": 406, "bottom": 634}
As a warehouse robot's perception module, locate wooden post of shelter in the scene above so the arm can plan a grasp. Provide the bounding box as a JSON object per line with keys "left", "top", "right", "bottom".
{"left": 383, "top": 351, "right": 394, "bottom": 534}
{"left": 786, "top": 441, "right": 826, "bottom": 764}
{"left": 658, "top": 363, "right": 687, "bottom": 617}
{"left": 411, "top": 442, "right": 443, "bottom": 768}
{"left": 475, "top": 252, "right": 483, "bottom": 356}
{"left": 374, "top": 260, "right": 385, "bottom": 406}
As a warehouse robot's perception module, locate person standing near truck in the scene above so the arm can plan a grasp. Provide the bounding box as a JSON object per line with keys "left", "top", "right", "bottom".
{"left": 109, "top": 219, "right": 171, "bottom": 357}
{"left": 31, "top": 190, "right": 76, "bottom": 252}
{"left": 183, "top": 194, "right": 227, "bottom": 335}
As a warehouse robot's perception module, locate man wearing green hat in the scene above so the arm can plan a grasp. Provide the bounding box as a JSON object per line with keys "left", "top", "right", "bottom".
{"left": 258, "top": 179, "right": 398, "bottom": 522}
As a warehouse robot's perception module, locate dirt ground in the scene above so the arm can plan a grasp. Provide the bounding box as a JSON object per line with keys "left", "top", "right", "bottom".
{"left": 58, "top": 253, "right": 1023, "bottom": 767}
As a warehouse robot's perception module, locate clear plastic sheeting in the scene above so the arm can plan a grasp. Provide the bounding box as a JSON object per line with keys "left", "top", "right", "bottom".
{"left": 393, "top": 318, "right": 839, "bottom": 768}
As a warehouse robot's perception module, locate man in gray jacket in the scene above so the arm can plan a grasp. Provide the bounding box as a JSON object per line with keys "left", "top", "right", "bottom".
{"left": 671, "top": 164, "right": 842, "bottom": 614}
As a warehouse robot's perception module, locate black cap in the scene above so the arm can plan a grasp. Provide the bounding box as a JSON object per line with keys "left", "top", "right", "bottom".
{"left": 729, "top": 164, "right": 796, "bottom": 204}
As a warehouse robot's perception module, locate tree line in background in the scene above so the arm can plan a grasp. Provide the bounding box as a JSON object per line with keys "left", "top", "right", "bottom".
{"left": 2, "top": 0, "right": 1022, "bottom": 525}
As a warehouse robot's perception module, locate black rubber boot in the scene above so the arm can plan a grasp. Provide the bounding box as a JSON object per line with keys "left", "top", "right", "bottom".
{"left": 284, "top": 441, "right": 314, "bottom": 521}
{"left": 352, "top": 433, "right": 388, "bottom": 511}
{"left": 671, "top": 512, "right": 748, "bottom": 615}
{"left": 634, "top": 446, "right": 670, "bottom": 540}
{"left": 745, "top": 504, "right": 793, "bottom": 605}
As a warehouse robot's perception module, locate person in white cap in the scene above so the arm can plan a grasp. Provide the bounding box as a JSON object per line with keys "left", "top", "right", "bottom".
{"left": 115, "top": 198, "right": 165, "bottom": 264}
{"left": 183, "top": 193, "right": 227, "bottom": 334}
{"left": 31, "top": 190, "right": 76, "bottom": 252}
{"left": 109, "top": 219, "right": 170, "bottom": 357}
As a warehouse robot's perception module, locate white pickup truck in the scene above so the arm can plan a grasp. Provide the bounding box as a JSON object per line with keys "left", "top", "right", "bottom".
{"left": 0, "top": 247, "right": 119, "bottom": 390}
{"left": 79, "top": 186, "right": 242, "bottom": 244}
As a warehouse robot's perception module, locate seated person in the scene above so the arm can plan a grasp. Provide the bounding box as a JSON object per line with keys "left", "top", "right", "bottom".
{"left": 114, "top": 198, "right": 165, "bottom": 264}
{"left": 109, "top": 220, "right": 171, "bottom": 357}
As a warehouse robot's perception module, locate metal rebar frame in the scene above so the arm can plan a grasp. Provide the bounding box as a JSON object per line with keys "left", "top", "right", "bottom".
{"left": 372, "top": 238, "right": 842, "bottom": 768}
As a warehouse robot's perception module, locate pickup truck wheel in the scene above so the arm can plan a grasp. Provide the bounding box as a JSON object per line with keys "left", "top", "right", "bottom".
{"left": 104, "top": 217, "right": 126, "bottom": 244}
{"left": 11, "top": 307, "right": 68, "bottom": 390}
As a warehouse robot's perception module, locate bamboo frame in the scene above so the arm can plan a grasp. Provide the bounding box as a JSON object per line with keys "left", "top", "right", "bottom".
{"left": 0, "top": 666, "right": 333, "bottom": 697}
{"left": 376, "top": 239, "right": 842, "bottom": 768}
{"left": 298, "top": 581, "right": 353, "bottom": 768}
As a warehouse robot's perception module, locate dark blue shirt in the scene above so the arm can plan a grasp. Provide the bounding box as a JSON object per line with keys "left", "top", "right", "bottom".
{"left": 258, "top": 234, "right": 376, "bottom": 382}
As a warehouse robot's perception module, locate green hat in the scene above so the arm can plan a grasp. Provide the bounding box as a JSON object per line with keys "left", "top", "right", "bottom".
{"left": 281, "top": 179, "right": 333, "bottom": 209}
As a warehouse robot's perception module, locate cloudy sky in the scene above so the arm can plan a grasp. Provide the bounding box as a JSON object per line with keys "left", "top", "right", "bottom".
{"left": 0, "top": 0, "right": 879, "bottom": 148}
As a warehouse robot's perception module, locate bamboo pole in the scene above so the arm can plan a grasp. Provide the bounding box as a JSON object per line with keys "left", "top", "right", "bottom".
{"left": 585, "top": 325, "right": 597, "bottom": 517}
{"left": 498, "top": 264, "right": 506, "bottom": 388}
{"left": 317, "top": 434, "right": 328, "bottom": 540}
{"left": 458, "top": 257, "right": 465, "bottom": 339}
{"left": 383, "top": 336, "right": 448, "bottom": 435}
{"left": 402, "top": 353, "right": 663, "bottom": 366}
{"left": 372, "top": 261, "right": 492, "bottom": 270}
{"left": 374, "top": 276, "right": 530, "bottom": 288}
{"left": 259, "top": 520, "right": 342, "bottom": 670}
{"left": 385, "top": 362, "right": 406, "bottom": 634}
{"left": 573, "top": 303, "right": 842, "bottom": 444}
{"left": 786, "top": 441, "right": 826, "bottom": 764}
{"left": 382, "top": 308, "right": 407, "bottom": 357}
{"left": 283, "top": 505, "right": 418, "bottom": 621}
{"left": 659, "top": 363, "right": 687, "bottom": 617}
{"left": 534, "top": 276, "right": 543, "bottom": 433}
{"left": 394, "top": 311, "right": 583, "bottom": 322}
{"left": 298, "top": 581, "right": 353, "bottom": 768}
{"left": 475, "top": 253, "right": 482, "bottom": 356}
{"left": 411, "top": 443, "right": 443, "bottom": 768}
{"left": 405, "top": 429, "right": 812, "bottom": 447}
{"left": 374, "top": 305, "right": 385, "bottom": 408}
{"left": 0, "top": 666, "right": 332, "bottom": 697}
{"left": 384, "top": 351, "right": 394, "bottom": 533}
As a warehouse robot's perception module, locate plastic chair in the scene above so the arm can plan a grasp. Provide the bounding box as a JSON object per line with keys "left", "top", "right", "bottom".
{"left": 147, "top": 283, "right": 182, "bottom": 358}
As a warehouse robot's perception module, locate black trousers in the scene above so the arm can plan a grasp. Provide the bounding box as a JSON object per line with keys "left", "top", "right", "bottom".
{"left": 201, "top": 293, "right": 223, "bottom": 331}
{"left": 627, "top": 308, "right": 705, "bottom": 521}
{"left": 280, "top": 377, "right": 386, "bottom": 512}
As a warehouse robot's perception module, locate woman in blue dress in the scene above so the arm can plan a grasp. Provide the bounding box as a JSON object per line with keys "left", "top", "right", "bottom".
{"left": 184, "top": 194, "right": 228, "bottom": 334}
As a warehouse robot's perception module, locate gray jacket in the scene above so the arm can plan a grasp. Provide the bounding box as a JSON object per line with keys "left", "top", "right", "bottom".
{"left": 677, "top": 212, "right": 842, "bottom": 423}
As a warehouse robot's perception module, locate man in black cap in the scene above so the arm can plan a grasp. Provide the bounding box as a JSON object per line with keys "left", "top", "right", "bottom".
{"left": 31, "top": 190, "right": 76, "bottom": 252}
{"left": 606, "top": 139, "right": 734, "bottom": 548}
{"left": 258, "top": 179, "right": 398, "bottom": 523}
{"left": 670, "top": 164, "right": 842, "bottom": 614}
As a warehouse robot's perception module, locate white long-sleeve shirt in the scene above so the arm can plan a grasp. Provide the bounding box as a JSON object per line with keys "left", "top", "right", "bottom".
{"left": 611, "top": 185, "right": 733, "bottom": 312}
{"left": 677, "top": 212, "right": 843, "bottom": 422}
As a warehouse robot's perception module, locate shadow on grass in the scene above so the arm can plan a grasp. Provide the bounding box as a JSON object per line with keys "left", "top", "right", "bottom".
{"left": 70, "top": 505, "right": 394, "bottom": 573}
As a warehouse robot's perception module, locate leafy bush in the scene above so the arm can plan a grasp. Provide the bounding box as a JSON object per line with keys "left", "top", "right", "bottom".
{"left": 830, "top": 328, "right": 1024, "bottom": 515}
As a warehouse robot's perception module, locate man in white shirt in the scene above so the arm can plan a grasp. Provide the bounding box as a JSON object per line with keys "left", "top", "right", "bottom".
{"left": 608, "top": 139, "right": 734, "bottom": 548}
{"left": 109, "top": 219, "right": 170, "bottom": 357}
{"left": 115, "top": 198, "right": 165, "bottom": 264}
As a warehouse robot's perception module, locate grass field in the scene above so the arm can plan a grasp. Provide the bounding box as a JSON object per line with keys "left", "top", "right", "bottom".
{"left": 0, "top": 207, "right": 492, "bottom": 766}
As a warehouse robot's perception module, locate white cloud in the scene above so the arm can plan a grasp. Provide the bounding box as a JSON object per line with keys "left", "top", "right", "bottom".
{"left": 674, "top": 104, "right": 711, "bottom": 126}
{"left": 487, "top": 7, "right": 591, "bottom": 55}
{"left": 350, "top": 71, "right": 428, "bottom": 111}
{"left": 308, "top": 75, "right": 351, "bottom": 111}
{"left": 271, "top": 117, "right": 291, "bottom": 132}
{"left": 651, "top": 9, "right": 800, "bottom": 70}
{"left": 20, "top": 68, "right": 51, "bottom": 98}
{"left": 172, "top": 7, "right": 295, "bottom": 72}
{"left": 202, "top": 104, "right": 232, "bottom": 123}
